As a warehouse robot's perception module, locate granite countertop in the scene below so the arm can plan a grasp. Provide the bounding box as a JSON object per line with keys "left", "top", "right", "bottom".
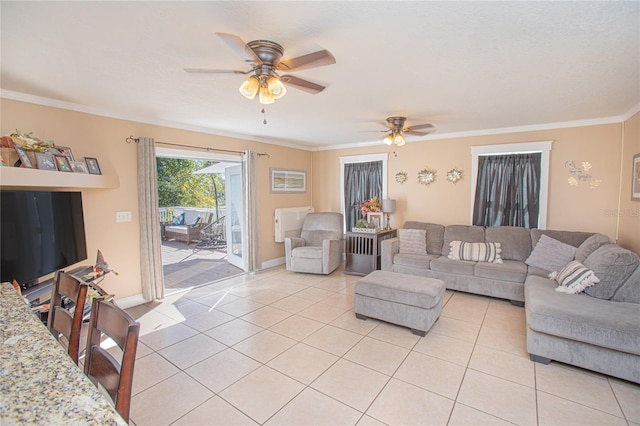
{"left": 0, "top": 282, "right": 127, "bottom": 425}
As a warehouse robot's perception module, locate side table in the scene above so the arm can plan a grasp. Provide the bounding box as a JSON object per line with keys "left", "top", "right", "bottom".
{"left": 344, "top": 229, "right": 397, "bottom": 276}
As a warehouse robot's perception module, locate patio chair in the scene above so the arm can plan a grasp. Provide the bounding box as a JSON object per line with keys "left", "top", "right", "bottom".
{"left": 164, "top": 210, "right": 212, "bottom": 245}
{"left": 196, "top": 216, "right": 226, "bottom": 249}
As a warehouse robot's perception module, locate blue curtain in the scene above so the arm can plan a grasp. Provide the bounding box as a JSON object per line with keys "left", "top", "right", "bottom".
{"left": 473, "top": 153, "right": 541, "bottom": 228}
{"left": 344, "top": 161, "right": 383, "bottom": 230}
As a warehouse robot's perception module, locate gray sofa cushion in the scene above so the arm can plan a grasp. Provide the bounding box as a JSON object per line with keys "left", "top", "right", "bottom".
{"left": 611, "top": 265, "right": 640, "bottom": 303}
{"left": 356, "top": 271, "right": 445, "bottom": 309}
{"left": 393, "top": 253, "right": 438, "bottom": 270}
{"left": 525, "top": 275, "right": 640, "bottom": 355}
{"left": 525, "top": 234, "right": 577, "bottom": 273}
{"left": 442, "top": 225, "right": 485, "bottom": 256}
{"left": 575, "top": 233, "right": 613, "bottom": 263}
{"left": 404, "top": 222, "right": 445, "bottom": 255}
{"left": 430, "top": 257, "right": 475, "bottom": 276}
{"left": 475, "top": 260, "right": 528, "bottom": 283}
{"left": 485, "top": 226, "right": 532, "bottom": 261}
{"left": 584, "top": 244, "right": 640, "bottom": 300}
{"left": 291, "top": 246, "right": 323, "bottom": 259}
{"left": 530, "top": 229, "right": 594, "bottom": 249}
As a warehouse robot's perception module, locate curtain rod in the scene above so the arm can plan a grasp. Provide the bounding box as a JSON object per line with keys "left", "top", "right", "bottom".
{"left": 125, "top": 136, "right": 269, "bottom": 157}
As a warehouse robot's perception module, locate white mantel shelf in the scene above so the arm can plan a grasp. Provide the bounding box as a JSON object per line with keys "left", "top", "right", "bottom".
{"left": 0, "top": 166, "right": 119, "bottom": 190}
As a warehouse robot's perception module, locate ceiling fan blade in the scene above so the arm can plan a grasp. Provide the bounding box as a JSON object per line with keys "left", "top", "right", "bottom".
{"left": 280, "top": 75, "right": 325, "bottom": 94}
{"left": 278, "top": 49, "right": 336, "bottom": 71}
{"left": 216, "top": 32, "right": 261, "bottom": 63}
{"left": 405, "top": 123, "right": 435, "bottom": 131}
{"left": 184, "top": 68, "right": 251, "bottom": 74}
{"left": 404, "top": 130, "right": 430, "bottom": 136}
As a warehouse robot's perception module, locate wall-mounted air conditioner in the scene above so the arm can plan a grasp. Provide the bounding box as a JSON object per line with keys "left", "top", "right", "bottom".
{"left": 274, "top": 206, "right": 314, "bottom": 242}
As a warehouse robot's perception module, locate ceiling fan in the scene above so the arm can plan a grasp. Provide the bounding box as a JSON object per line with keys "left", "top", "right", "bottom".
{"left": 368, "top": 116, "right": 435, "bottom": 146}
{"left": 185, "top": 33, "right": 336, "bottom": 105}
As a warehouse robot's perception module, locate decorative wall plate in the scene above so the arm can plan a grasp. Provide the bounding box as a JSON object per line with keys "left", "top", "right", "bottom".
{"left": 395, "top": 171, "right": 408, "bottom": 184}
{"left": 418, "top": 168, "right": 437, "bottom": 186}
{"left": 446, "top": 168, "right": 463, "bottom": 184}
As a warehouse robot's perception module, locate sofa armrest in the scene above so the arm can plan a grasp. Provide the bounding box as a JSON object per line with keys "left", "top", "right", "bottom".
{"left": 381, "top": 237, "right": 400, "bottom": 271}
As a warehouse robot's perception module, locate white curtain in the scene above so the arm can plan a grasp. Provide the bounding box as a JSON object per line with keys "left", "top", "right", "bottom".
{"left": 242, "top": 150, "right": 260, "bottom": 271}
{"left": 137, "top": 137, "right": 164, "bottom": 301}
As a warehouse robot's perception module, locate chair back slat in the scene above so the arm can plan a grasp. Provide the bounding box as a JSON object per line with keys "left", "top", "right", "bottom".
{"left": 84, "top": 298, "right": 139, "bottom": 423}
{"left": 47, "top": 271, "right": 88, "bottom": 364}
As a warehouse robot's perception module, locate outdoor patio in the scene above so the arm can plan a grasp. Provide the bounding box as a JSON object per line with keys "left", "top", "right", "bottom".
{"left": 161, "top": 240, "right": 243, "bottom": 293}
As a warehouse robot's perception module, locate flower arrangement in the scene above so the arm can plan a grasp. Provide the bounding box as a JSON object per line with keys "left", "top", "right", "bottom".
{"left": 359, "top": 195, "right": 381, "bottom": 217}
{"left": 6, "top": 130, "right": 55, "bottom": 152}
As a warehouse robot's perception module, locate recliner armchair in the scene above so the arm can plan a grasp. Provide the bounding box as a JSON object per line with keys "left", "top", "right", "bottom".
{"left": 285, "top": 212, "right": 344, "bottom": 274}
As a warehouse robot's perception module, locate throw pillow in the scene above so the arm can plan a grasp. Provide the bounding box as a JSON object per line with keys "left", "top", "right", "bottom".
{"left": 190, "top": 215, "right": 202, "bottom": 228}
{"left": 171, "top": 212, "right": 185, "bottom": 226}
{"left": 525, "top": 234, "right": 576, "bottom": 273}
{"left": 399, "top": 229, "right": 427, "bottom": 255}
{"left": 583, "top": 244, "right": 640, "bottom": 300}
{"left": 551, "top": 260, "right": 600, "bottom": 294}
{"left": 448, "top": 241, "right": 503, "bottom": 263}
{"left": 574, "top": 233, "right": 613, "bottom": 263}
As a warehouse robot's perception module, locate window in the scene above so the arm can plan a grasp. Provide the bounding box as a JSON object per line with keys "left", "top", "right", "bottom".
{"left": 340, "top": 154, "right": 388, "bottom": 231}
{"left": 470, "top": 141, "right": 552, "bottom": 229}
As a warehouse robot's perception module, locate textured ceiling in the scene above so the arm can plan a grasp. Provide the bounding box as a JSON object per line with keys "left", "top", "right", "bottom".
{"left": 1, "top": 1, "right": 638, "bottom": 149}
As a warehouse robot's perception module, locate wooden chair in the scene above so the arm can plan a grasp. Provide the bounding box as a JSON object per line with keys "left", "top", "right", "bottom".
{"left": 84, "top": 298, "right": 140, "bottom": 423}
{"left": 47, "top": 271, "right": 88, "bottom": 364}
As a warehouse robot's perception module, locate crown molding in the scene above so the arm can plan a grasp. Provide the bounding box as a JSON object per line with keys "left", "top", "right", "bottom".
{"left": 0, "top": 89, "right": 312, "bottom": 151}
{"left": 2, "top": 89, "right": 636, "bottom": 153}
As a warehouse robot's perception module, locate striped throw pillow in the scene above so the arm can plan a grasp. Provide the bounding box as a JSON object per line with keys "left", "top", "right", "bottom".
{"left": 448, "top": 241, "right": 503, "bottom": 263}
{"left": 399, "top": 229, "right": 427, "bottom": 254}
{"left": 551, "top": 260, "right": 600, "bottom": 294}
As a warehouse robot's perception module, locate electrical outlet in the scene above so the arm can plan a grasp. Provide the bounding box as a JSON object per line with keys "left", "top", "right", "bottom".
{"left": 115, "top": 211, "right": 132, "bottom": 222}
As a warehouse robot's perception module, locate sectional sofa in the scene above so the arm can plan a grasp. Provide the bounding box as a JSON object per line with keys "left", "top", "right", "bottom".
{"left": 380, "top": 221, "right": 640, "bottom": 384}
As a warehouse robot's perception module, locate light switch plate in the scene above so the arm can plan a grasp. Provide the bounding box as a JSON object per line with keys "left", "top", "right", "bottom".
{"left": 115, "top": 211, "right": 132, "bottom": 222}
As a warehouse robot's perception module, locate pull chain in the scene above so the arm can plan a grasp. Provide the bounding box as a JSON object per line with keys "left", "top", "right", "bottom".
{"left": 261, "top": 107, "right": 267, "bottom": 125}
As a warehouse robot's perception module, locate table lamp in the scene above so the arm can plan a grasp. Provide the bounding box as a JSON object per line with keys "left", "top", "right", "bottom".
{"left": 381, "top": 199, "right": 396, "bottom": 230}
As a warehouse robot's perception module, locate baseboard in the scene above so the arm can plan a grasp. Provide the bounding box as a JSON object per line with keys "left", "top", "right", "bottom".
{"left": 115, "top": 293, "right": 148, "bottom": 309}
{"left": 261, "top": 257, "right": 285, "bottom": 270}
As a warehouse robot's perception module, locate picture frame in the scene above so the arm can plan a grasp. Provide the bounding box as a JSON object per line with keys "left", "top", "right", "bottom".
{"left": 367, "top": 212, "right": 383, "bottom": 230}
{"left": 14, "top": 146, "right": 33, "bottom": 168}
{"left": 56, "top": 146, "right": 74, "bottom": 161}
{"left": 70, "top": 160, "right": 88, "bottom": 173}
{"left": 35, "top": 153, "right": 57, "bottom": 171}
{"left": 632, "top": 153, "right": 640, "bottom": 201}
{"left": 270, "top": 168, "right": 306, "bottom": 193}
{"left": 54, "top": 154, "right": 73, "bottom": 172}
{"left": 85, "top": 157, "right": 102, "bottom": 175}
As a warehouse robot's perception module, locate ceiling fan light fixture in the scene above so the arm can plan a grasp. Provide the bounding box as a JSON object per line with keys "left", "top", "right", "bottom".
{"left": 394, "top": 132, "right": 406, "bottom": 146}
{"left": 267, "top": 76, "right": 287, "bottom": 99}
{"left": 383, "top": 134, "right": 393, "bottom": 145}
{"left": 239, "top": 76, "right": 259, "bottom": 99}
{"left": 259, "top": 85, "right": 275, "bottom": 105}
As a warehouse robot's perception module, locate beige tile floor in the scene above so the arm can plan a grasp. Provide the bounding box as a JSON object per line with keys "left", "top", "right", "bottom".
{"left": 125, "top": 265, "right": 640, "bottom": 426}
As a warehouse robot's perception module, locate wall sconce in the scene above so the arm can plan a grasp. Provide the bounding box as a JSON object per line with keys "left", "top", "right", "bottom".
{"left": 382, "top": 199, "right": 396, "bottom": 230}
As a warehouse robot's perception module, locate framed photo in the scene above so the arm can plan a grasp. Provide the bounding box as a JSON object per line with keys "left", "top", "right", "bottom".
{"left": 632, "top": 153, "right": 640, "bottom": 201}
{"left": 367, "top": 212, "right": 383, "bottom": 230}
{"left": 14, "top": 146, "right": 33, "bottom": 168}
{"left": 270, "top": 168, "right": 306, "bottom": 193}
{"left": 35, "top": 153, "right": 57, "bottom": 171}
{"left": 54, "top": 154, "right": 72, "bottom": 172}
{"left": 56, "top": 146, "right": 74, "bottom": 161}
{"left": 70, "top": 160, "right": 88, "bottom": 173}
{"left": 85, "top": 157, "right": 102, "bottom": 175}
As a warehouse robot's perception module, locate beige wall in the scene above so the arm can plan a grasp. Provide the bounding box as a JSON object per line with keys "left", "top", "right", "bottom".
{"left": 617, "top": 112, "right": 640, "bottom": 254}
{"left": 313, "top": 123, "right": 635, "bottom": 251}
{"left": 1, "top": 98, "right": 312, "bottom": 299}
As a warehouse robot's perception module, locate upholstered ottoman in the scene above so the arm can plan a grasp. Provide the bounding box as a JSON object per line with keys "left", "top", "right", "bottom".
{"left": 354, "top": 270, "right": 445, "bottom": 336}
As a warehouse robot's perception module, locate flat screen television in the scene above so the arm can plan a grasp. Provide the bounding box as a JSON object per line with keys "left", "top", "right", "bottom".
{"left": 1, "top": 190, "right": 88, "bottom": 287}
